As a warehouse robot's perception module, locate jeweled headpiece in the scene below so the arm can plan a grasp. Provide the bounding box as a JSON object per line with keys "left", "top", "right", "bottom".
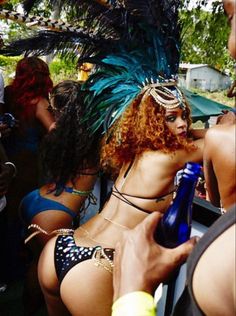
{"left": 141, "top": 80, "right": 186, "bottom": 110}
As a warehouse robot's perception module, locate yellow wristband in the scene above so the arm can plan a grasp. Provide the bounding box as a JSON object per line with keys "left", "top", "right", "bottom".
{"left": 112, "top": 291, "right": 156, "bottom": 316}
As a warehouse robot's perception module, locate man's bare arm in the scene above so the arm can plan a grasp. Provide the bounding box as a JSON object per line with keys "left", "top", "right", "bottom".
{"left": 203, "top": 130, "right": 221, "bottom": 207}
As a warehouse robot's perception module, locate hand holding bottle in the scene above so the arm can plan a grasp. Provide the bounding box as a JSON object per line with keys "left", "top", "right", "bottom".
{"left": 154, "top": 162, "right": 202, "bottom": 248}
{"left": 113, "top": 212, "right": 198, "bottom": 300}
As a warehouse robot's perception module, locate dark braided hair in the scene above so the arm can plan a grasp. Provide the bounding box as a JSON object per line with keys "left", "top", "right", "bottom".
{"left": 41, "top": 80, "right": 100, "bottom": 186}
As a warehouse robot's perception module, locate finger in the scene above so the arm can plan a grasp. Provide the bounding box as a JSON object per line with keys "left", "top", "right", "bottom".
{"left": 171, "top": 236, "right": 199, "bottom": 265}
{"left": 114, "top": 240, "right": 121, "bottom": 253}
{"left": 114, "top": 241, "right": 122, "bottom": 262}
{"left": 138, "top": 211, "right": 163, "bottom": 237}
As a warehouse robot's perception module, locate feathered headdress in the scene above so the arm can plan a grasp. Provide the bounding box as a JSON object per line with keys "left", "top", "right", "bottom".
{"left": 0, "top": 0, "right": 183, "bottom": 132}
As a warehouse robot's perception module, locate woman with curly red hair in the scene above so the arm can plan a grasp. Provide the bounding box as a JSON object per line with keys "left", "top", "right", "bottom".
{"left": 37, "top": 86, "right": 206, "bottom": 316}
{"left": 2, "top": 56, "right": 54, "bottom": 283}
{"left": 100, "top": 93, "right": 194, "bottom": 177}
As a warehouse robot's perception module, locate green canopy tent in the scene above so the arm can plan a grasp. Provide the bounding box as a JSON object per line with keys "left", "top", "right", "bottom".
{"left": 183, "top": 89, "right": 232, "bottom": 123}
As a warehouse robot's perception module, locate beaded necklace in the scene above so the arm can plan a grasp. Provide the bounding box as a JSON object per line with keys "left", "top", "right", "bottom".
{"left": 98, "top": 213, "right": 130, "bottom": 230}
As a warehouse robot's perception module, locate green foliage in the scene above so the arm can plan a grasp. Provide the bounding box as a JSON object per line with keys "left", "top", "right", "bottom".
{"left": 2, "top": 0, "right": 52, "bottom": 15}
{"left": 0, "top": 55, "right": 19, "bottom": 67}
{"left": 190, "top": 88, "right": 235, "bottom": 108}
{"left": 0, "top": 55, "right": 19, "bottom": 84}
{"left": 180, "top": 1, "right": 235, "bottom": 75}
{"left": 1, "top": 0, "right": 51, "bottom": 44}
{"left": 0, "top": 54, "right": 78, "bottom": 85}
{"left": 0, "top": 0, "right": 235, "bottom": 78}
{"left": 49, "top": 58, "right": 78, "bottom": 84}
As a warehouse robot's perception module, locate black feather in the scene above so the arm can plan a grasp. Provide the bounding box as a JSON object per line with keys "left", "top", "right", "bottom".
{"left": 0, "top": 29, "right": 119, "bottom": 59}
{"left": 23, "top": 0, "right": 42, "bottom": 13}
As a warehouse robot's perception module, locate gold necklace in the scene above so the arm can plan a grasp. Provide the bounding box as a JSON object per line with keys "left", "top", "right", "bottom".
{"left": 98, "top": 213, "right": 130, "bottom": 230}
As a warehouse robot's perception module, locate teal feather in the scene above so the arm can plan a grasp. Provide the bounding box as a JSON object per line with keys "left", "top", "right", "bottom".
{"left": 76, "top": 1, "right": 182, "bottom": 133}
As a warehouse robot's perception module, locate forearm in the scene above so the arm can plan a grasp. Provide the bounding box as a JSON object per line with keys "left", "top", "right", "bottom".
{"left": 203, "top": 159, "right": 221, "bottom": 207}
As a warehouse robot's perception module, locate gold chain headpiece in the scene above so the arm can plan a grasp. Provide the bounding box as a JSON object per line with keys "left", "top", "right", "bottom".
{"left": 141, "top": 79, "right": 186, "bottom": 110}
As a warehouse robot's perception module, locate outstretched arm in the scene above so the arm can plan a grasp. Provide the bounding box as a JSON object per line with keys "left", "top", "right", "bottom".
{"left": 112, "top": 212, "right": 198, "bottom": 316}
{"left": 203, "top": 128, "right": 221, "bottom": 207}
{"left": 227, "top": 80, "right": 236, "bottom": 98}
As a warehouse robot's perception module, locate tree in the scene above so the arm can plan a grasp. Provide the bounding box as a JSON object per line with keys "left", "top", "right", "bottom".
{"left": 0, "top": 0, "right": 235, "bottom": 75}
{"left": 180, "top": 0, "right": 235, "bottom": 75}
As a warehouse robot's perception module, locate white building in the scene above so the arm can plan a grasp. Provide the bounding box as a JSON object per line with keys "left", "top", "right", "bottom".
{"left": 179, "top": 63, "right": 231, "bottom": 92}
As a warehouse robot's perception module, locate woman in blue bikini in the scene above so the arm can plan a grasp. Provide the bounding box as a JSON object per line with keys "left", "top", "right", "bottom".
{"left": 20, "top": 80, "right": 99, "bottom": 244}
{"left": 19, "top": 80, "right": 100, "bottom": 315}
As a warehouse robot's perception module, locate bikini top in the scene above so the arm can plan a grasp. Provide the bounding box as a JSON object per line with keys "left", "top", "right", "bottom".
{"left": 47, "top": 170, "right": 100, "bottom": 210}
{"left": 111, "top": 161, "right": 176, "bottom": 214}
{"left": 54, "top": 234, "right": 115, "bottom": 284}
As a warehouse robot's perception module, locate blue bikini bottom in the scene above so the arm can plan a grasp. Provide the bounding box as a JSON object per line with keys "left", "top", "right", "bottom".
{"left": 20, "top": 189, "right": 76, "bottom": 225}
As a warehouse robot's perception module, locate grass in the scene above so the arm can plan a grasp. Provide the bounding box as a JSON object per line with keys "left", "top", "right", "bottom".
{"left": 191, "top": 88, "right": 235, "bottom": 108}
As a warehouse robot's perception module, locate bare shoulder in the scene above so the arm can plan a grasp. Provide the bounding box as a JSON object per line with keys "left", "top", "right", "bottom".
{"left": 35, "top": 97, "right": 49, "bottom": 107}
{"left": 206, "top": 124, "right": 235, "bottom": 140}
{"left": 142, "top": 146, "right": 203, "bottom": 175}
{"left": 205, "top": 124, "right": 236, "bottom": 150}
{"left": 35, "top": 97, "right": 51, "bottom": 115}
{"left": 35, "top": 97, "right": 54, "bottom": 130}
{"left": 140, "top": 151, "right": 183, "bottom": 177}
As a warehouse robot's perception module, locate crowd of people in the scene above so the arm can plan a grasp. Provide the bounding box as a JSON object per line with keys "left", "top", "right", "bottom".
{"left": 0, "top": 0, "right": 235, "bottom": 316}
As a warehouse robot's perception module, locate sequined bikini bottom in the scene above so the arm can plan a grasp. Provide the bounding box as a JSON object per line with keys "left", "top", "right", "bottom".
{"left": 55, "top": 234, "right": 115, "bottom": 283}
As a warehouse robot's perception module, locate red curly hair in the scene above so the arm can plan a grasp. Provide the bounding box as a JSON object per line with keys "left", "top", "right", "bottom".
{"left": 8, "top": 57, "right": 53, "bottom": 120}
{"left": 101, "top": 92, "right": 195, "bottom": 176}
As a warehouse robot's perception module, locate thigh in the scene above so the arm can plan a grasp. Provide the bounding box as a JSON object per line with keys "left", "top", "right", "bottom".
{"left": 60, "top": 259, "right": 113, "bottom": 316}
